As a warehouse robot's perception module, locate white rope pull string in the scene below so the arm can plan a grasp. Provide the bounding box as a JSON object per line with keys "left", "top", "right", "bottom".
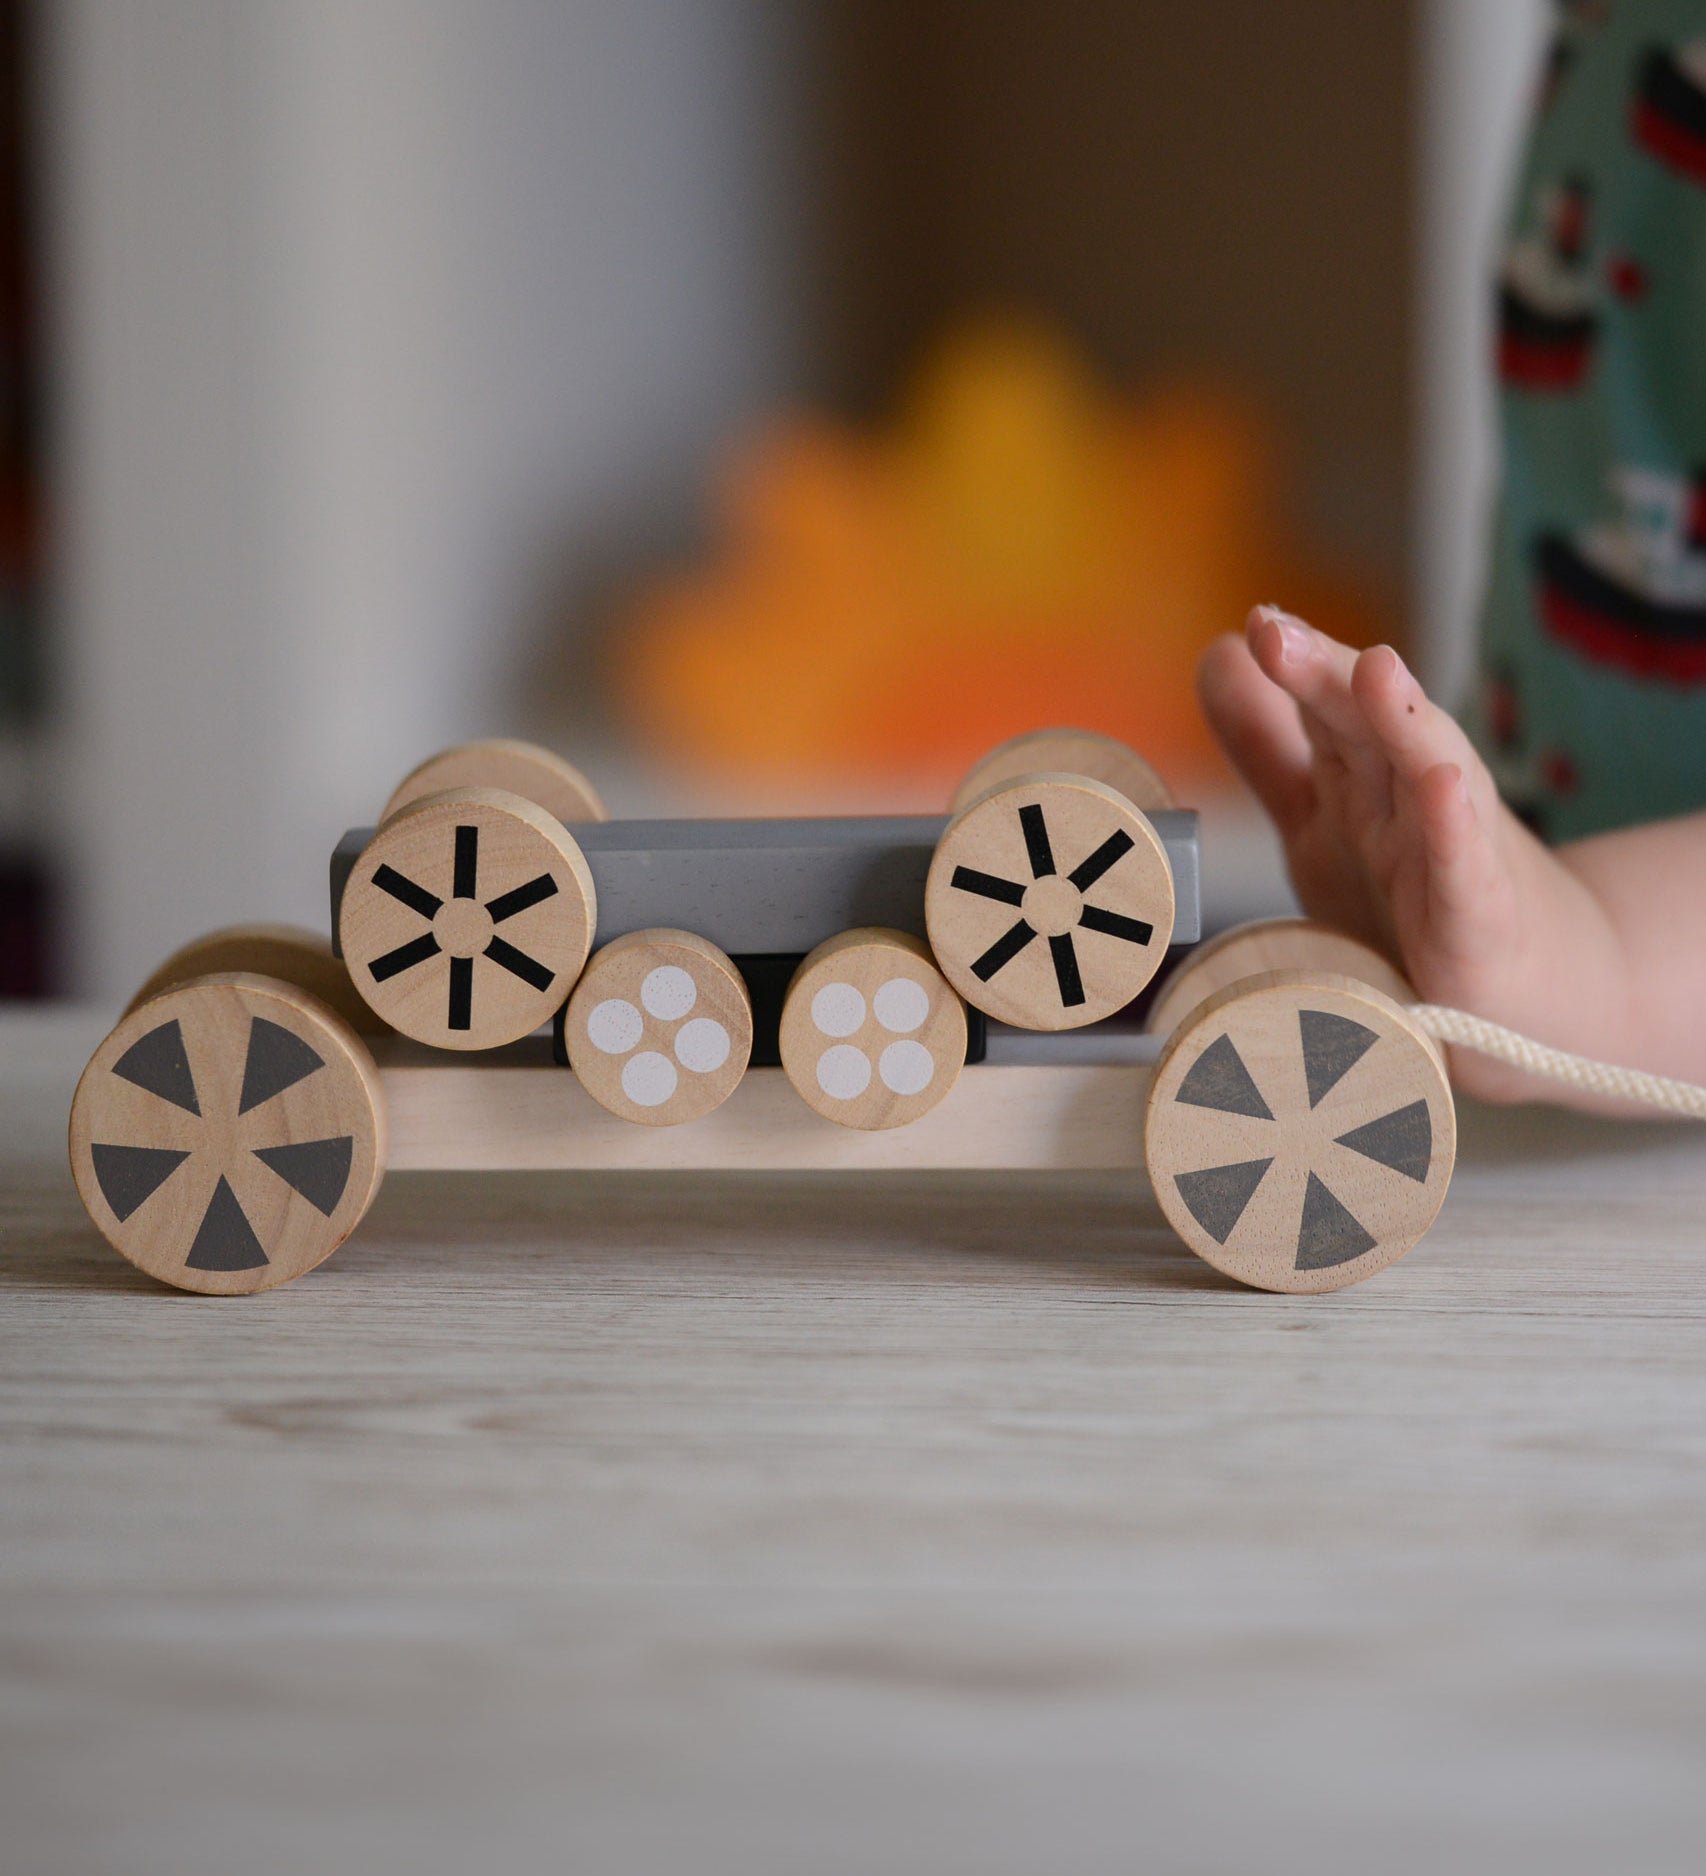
{"left": 1409, "top": 1005, "right": 1706, "bottom": 1121}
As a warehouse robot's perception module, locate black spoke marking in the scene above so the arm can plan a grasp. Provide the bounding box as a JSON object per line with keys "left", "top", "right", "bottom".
{"left": 971, "top": 919, "right": 1038, "bottom": 982}
{"left": 238, "top": 1017, "right": 325, "bottom": 1115}
{"left": 1335, "top": 1099, "right": 1433, "bottom": 1184}
{"left": 91, "top": 1144, "right": 190, "bottom": 1222}
{"left": 1049, "top": 932, "right": 1085, "bottom": 1007}
{"left": 1175, "top": 1157, "right": 1274, "bottom": 1246}
{"left": 1068, "top": 829, "right": 1134, "bottom": 891}
{"left": 373, "top": 863, "right": 442, "bottom": 920}
{"left": 485, "top": 873, "right": 559, "bottom": 923}
{"left": 951, "top": 801, "right": 1155, "bottom": 1006}
{"left": 253, "top": 1136, "right": 354, "bottom": 1216}
{"left": 185, "top": 1175, "right": 269, "bottom": 1272}
{"left": 1077, "top": 903, "right": 1154, "bottom": 946}
{"left": 1019, "top": 803, "right": 1056, "bottom": 878}
{"left": 113, "top": 1019, "right": 200, "bottom": 1116}
{"left": 368, "top": 932, "right": 442, "bottom": 983}
{"left": 1300, "top": 1009, "right": 1379, "bottom": 1108}
{"left": 950, "top": 866, "right": 1027, "bottom": 907}
{"left": 485, "top": 935, "right": 555, "bottom": 992}
{"left": 1295, "top": 1171, "right": 1377, "bottom": 1270}
{"left": 453, "top": 824, "right": 479, "bottom": 899}
{"left": 1175, "top": 1034, "right": 1274, "bottom": 1119}
{"left": 448, "top": 956, "right": 474, "bottom": 1030}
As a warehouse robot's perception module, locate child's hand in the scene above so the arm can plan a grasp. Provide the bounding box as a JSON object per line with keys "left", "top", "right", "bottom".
{"left": 1196, "top": 606, "right": 1635, "bottom": 1103}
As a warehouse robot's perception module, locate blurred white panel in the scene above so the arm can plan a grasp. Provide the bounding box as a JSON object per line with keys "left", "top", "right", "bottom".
{"left": 42, "top": 0, "right": 801, "bottom": 997}
{"left": 1414, "top": 0, "right": 1548, "bottom": 705}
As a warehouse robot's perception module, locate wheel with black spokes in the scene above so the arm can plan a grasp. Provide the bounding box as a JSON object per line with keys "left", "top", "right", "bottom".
{"left": 924, "top": 773, "right": 1175, "bottom": 1030}
{"left": 339, "top": 786, "right": 596, "bottom": 1049}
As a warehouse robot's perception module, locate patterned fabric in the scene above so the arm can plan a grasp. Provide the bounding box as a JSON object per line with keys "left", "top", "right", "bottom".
{"left": 1470, "top": 0, "right": 1706, "bottom": 838}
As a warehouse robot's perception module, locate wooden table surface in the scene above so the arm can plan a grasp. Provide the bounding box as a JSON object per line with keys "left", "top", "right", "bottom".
{"left": 5, "top": 1007, "right": 1706, "bottom": 1875}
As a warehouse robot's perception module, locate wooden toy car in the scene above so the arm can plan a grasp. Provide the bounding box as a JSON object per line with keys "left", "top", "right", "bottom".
{"left": 69, "top": 731, "right": 1455, "bottom": 1298}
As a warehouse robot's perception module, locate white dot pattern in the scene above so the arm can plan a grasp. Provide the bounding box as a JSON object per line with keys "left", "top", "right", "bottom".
{"left": 878, "top": 1039, "right": 935, "bottom": 1096}
{"left": 674, "top": 1016, "right": 731, "bottom": 1073}
{"left": 811, "top": 982, "right": 866, "bottom": 1038}
{"left": 587, "top": 998, "right": 643, "bottom": 1056}
{"left": 569, "top": 939, "right": 751, "bottom": 1125}
{"left": 873, "top": 976, "right": 930, "bottom": 1033}
{"left": 621, "top": 1050, "right": 678, "bottom": 1107}
{"left": 816, "top": 1043, "right": 872, "bottom": 1101}
{"left": 641, "top": 965, "right": 697, "bottom": 1021}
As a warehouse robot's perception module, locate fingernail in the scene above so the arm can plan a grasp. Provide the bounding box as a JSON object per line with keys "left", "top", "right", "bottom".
{"left": 1267, "top": 611, "right": 1311, "bottom": 664}
{"left": 1380, "top": 643, "right": 1416, "bottom": 689}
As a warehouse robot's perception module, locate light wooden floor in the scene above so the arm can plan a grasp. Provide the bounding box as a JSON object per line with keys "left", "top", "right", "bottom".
{"left": 6, "top": 1008, "right": 1706, "bottom": 1875}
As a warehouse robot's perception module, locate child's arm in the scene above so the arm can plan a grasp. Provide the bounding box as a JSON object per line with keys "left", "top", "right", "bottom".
{"left": 1197, "top": 606, "right": 1706, "bottom": 1106}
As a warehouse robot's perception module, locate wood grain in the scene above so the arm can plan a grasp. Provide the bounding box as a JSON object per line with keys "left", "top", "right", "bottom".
{"left": 12, "top": 1009, "right": 1706, "bottom": 1875}
{"left": 380, "top": 736, "right": 607, "bottom": 827}
{"left": 379, "top": 1040, "right": 1144, "bottom": 1172}
{"left": 125, "top": 921, "right": 386, "bottom": 1035}
{"left": 949, "top": 727, "right": 1175, "bottom": 815}
{"left": 1145, "top": 916, "right": 1416, "bottom": 1037}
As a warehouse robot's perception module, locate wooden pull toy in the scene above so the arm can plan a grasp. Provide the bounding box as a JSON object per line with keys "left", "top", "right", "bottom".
{"left": 68, "top": 729, "right": 1500, "bottom": 1299}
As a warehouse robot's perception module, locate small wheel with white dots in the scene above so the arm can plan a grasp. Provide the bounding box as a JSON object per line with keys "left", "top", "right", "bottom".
{"left": 778, "top": 928, "right": 966, "bottom": 1129}
{"left": 563, "top": 929, "right": 753, "bottom": 1125}
{"left": 339, "top": 786, "right": 597, "bottom": 1050}
{"left": 1144, "top": 969, "right": 1456, "bottom": 1293}
{"left": 925, "top": 772, "right": 1175, "bottom": 1031}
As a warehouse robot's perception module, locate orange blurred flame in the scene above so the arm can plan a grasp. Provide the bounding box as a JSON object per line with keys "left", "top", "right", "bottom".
{"left": 615, "top": 316, "right": 1387, "bottom": 797}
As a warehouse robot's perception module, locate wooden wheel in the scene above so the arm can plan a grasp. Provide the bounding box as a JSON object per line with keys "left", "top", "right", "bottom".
{"left": 1145, "top": 918, "right": 1416, "bottom": 1038}
{"left": 340, "top": 786, "right": 596, "bottom": 1050}
{"left": 381, "top": 737, "right": 607, "bottom": 827}
{"left": 69, "top": 972, "right": 387, "bottom": 1295}
{"left": 779, "top": 928, "right": 966, "bottom": 1130}
{"left": 563, "top": 928, "right": 753, "bottom": 1125}
{"left": 1144, "top": 969, "right": 1454, "bottom": 1293}
{"left": 925, "top": 773, "right": 1174, "bottom": 1030}
{"left": 126, "top": 923, "right": 383, "bottom": 1035}
{"left": 949, "top": 728, "right": 1173, "bottom": 816}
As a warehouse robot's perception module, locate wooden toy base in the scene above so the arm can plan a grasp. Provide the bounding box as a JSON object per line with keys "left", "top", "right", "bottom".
{"left": 377, "top": 1036, "right": 1153, "bottom": 1173}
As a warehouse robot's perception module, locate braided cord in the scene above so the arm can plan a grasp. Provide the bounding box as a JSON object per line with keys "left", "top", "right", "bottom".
{"left": 1410, "top": 1005, "right": 1706, "bottom": 1120}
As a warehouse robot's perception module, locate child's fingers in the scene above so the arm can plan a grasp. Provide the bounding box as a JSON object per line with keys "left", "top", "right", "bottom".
{"left": 1245, "top": 607, "right": 1394, "bottom": 809}
{"left": 1352, "top": 645, "right": 1498, "bottom": 813}
{"left": 1411, "top": 761, "right": 1510, "bottom": 966}
{"left": 1196, "top": 632, "right": 1316, "bottom": 830}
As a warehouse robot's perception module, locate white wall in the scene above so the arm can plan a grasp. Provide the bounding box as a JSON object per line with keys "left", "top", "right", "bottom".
{"left": 43, "top": 0, "right": 801, "bottom": 999}
{"left": 1414, "top": 0, "right": 1549, "bottom": 705}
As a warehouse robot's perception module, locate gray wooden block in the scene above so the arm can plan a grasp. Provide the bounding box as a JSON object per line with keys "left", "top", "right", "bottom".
{"left": 331, "top": 811, "right": 1200, "bottom": 960}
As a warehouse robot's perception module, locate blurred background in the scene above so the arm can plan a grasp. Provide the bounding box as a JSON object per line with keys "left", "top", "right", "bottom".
{"left": 0, "top": 0, "right": 1548, "bottom": 1002}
